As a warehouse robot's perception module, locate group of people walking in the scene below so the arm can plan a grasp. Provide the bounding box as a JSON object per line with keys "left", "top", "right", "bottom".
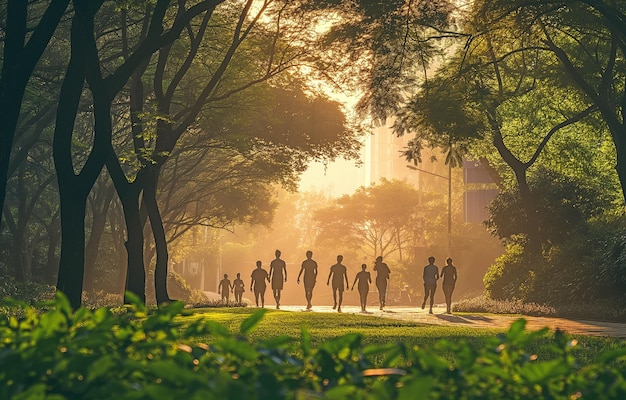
{"left": 219, "top": 250, "right": 458, "bottom": 314}
{"left": 324, "top": 254, "right": 391, "bottom": 312}
{"left": 239, "top": 250, "right": 391, "bottom": 312}
{"left": 421, "top": 256, "right": 458, "bottom": 314}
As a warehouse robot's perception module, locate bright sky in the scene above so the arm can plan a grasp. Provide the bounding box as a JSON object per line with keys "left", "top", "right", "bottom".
{"left": 299, "top": 151, "right": 370, "bottom": 197}
{"left": 298, "top": 93, "right": 371, "bottom": 198}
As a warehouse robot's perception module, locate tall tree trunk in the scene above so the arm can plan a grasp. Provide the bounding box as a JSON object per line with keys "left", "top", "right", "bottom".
{"left": 11, "top": 225, "right": 27, "bottom": 282}
{"left": 84, "top": 183, "right": 115, "bottom": 291}
{"left": 396, "top": 229, "right": 403, "bottom": 263}
{"left": 56, "top": 191, "right": 89, "bottom": 308}
{"left": 0, "top": 0, "right": 69, "bottom": 228}
{"left": 489, "top": 113, "right": 542, "bottom": 259}
{"left": 106, "top": 152, "right": 147, "bottom": 304}
{"left": 2, "top": 202, "right": 24, "bottom": 281}
{"left": 53, "top": 20, "right": 87, "bottom": 309}
{"left": 54, "top": 1, "right": 109, "bottom": 309}
{"left": 144, "top": 165, "right": 172, "bottom": 304}
{"left": 122, "top": 194, "right": 147, "bottom": 304}
{"left": 109, "top": 204, "right": 128, "bottom": 295}
{"left": 0, "top": 81, "right": 26, "bottom": 231}
{"left": 511, "top": 167, "right": 542, "bottom": 259}
{"left": 44, "top": 208, "right": 61, "bottom": 285}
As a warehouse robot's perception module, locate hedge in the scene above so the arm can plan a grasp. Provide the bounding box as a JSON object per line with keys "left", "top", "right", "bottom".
{"left": 1, "top": 294, "right": 625, "bottom": 399}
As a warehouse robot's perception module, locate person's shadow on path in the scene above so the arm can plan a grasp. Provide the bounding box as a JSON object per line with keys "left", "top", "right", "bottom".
{"left": 436, "top": 314, "right": 494, "bottom": 324}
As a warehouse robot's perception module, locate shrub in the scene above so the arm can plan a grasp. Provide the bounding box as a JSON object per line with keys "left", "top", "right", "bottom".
{"left": 81, "top": 290, "right": 124, "bottom": 309}
{"left": 552, "top": 299, "right": 626, "bottom": 322}
{"left": 191, "top": 299, "right": 249, "bottom": 308}
{"left": 454, "top": 295, "right": 557, "bottom": 317}
{"left": 1, "top": 294, "right": 626, "bottom": 399}
{"left": 483, "top": 243, "right": 534, "bottom": 301}
{"left": 483, "top": 168, "right": 626, "bottom": 309}
{"left": 484, "top": 218, "right": 626, "bottom": 312}
{"left": 454, "top": 295, "right": 626, "bottom": 323}
{"left": 0, "top": 277, "right": 55, "bottom": 304}
{"left": 145, "top": 269, "right": 209, "bottom": 306}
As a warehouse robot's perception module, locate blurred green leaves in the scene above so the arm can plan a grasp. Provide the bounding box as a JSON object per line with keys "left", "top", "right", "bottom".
{"left": 1, "top": 294, "right": 625, "bottom": 399}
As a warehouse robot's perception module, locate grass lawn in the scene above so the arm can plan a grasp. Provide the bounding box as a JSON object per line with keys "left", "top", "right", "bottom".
{"left": 183, "top": 307, "right": 624, "bottom": 364}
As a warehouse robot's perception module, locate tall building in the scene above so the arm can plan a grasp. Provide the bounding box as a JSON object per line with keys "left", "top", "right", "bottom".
{"left": 369, "top": 124, "right": 498, "bottom": 223}
{"left": 369, "top": 124, "right": 447, "bottom": 190}
{"left": 369, "top": 124, "right": 416, "bottom": 184}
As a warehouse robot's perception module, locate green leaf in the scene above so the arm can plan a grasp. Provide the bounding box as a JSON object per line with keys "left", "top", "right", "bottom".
{"left": 520, "top": 359, "right": 571, "bottom": 383}
{"left": 123, "top": 291, "right": 147, "bottom": 313}
{"left": 54, "top": 291, "right": 73, "bottom": 317}
{"left": 218, "top": 338, "right": 258, "bottom": 362}
{"left": 506, "top": 318, "right": 528, "bottom": 341}
{"left": 320, "top": 332, "right": 362, "bottom": 355}
{"left": 13, "top": 383, "right": 47, "bottom": 400}
{"left": 263, "top": 335, "right": 293, "bottom": 348}
{"left": 399, "top": 377, "right": 434, "bottom": 400}
{"left": 87, "top": 354, "right": 118, "bottom": 383}
{"left": 598, "top": 348, "right": 626, "bottom": 363}
{"left": 239, "top": 309, "right": 267, "bottom": 335}
{"left": 325, "top": 384, "right": 359, "bottom": 399}
{"left": 145, "top": 360, "right": 195, "bottom": 384}
{"left": 160, "top": 300, "right": 185, "bottom": 316}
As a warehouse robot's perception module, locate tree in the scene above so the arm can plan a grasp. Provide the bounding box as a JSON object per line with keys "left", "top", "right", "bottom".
{"left": 486, "top": 167, "right": 615, "bottom": 245}
{"left": 314, "top": 179, "right": 422, "bottom": 261}
{"left": 1, "top": 65, "right": 60, "bottom": 282}
{"left": 401, "top": 46, "right": 602, "bottom": 258}
{"left": 0, "top": 0, "right": 70, "bottom": 228}
{"left": 470, "top": 0, "right": 626, "bottom": 203}
{"left": 2, "top": 134, "right": 56, "bottom": 282}
{"left": 307, "top": 0, "right": 456, "bottom": 122}
{"left": 54, "top": 0, "right": 226, "bottom": 309}
{"left": 108, "top": 0, "right": 361, "bottom": 304}
{"left": 484, "top": 168, "right": 622, "bottom": 304}
{"left": 2, "top": 0, "right": 362, "bottom": 307}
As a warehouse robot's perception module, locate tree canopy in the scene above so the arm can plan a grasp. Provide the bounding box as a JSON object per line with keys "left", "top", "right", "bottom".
{"left": 314, "top": 178, "right": 422, "bottom": 261}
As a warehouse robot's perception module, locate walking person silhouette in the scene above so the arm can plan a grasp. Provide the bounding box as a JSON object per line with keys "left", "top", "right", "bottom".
{"left": 327, "top": 255, "right": 349, "bottom": 312}
{"left": 269, "top": 249, "right": 287, "bottom": 309}
{"left": 233, "top": 272, "right": 245, "bottom": 304}
{"left": 352, "top": 264, "right": 371, "bottom": 312}
{"left": 373, "top": 256, "right": 391, "bottom": 310}
{"left": 422, "top": 256, "right": 439, "bottom": 314}
{"left": 441, "top": 257, "right": 458, "bottom": 314}
{"left": 250, "top": 261, "right": 269, "bottom": 307}
{"left": 297, "top": 250, "right": 318, "bottom": 310}
{"left": 218, "top": 273, "right": 232, "bottom": 302}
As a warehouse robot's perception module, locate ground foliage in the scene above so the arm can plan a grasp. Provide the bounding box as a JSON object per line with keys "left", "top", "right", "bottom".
{"left": 483, "top": 167, "right": 626, "bottom": 310}
{"left": 1, "top": 294, "right": 625, "bottom": 399}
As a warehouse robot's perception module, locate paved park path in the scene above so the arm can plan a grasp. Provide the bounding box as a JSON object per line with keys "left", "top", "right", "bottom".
{"left": 281, "top": 304, "right": 626, "bottom": 339}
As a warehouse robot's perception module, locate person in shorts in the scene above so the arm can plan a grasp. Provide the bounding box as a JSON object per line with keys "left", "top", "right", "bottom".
{"left": 422, "top": 256, "right": 439, "bottom": 314}
{"left": 327, "top": 255, "right": 349, "bottom": 312}
{"left": 297, "top": 250, "right": 318, "bottom": 309}
{"left": 269, "top": 249, "right": 287, "bottom": 309}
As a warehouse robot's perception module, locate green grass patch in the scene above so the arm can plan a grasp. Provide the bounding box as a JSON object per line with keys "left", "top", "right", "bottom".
{"left": 187, "top": 307, "right": 623, "bottom": 365}
{"left": 190, "top": 307, "right": 498, "bottom": 344}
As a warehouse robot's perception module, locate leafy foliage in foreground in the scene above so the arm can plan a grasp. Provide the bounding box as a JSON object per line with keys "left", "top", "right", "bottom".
{"left": 1, "top": 294, "right": 625, "bottom": 399}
